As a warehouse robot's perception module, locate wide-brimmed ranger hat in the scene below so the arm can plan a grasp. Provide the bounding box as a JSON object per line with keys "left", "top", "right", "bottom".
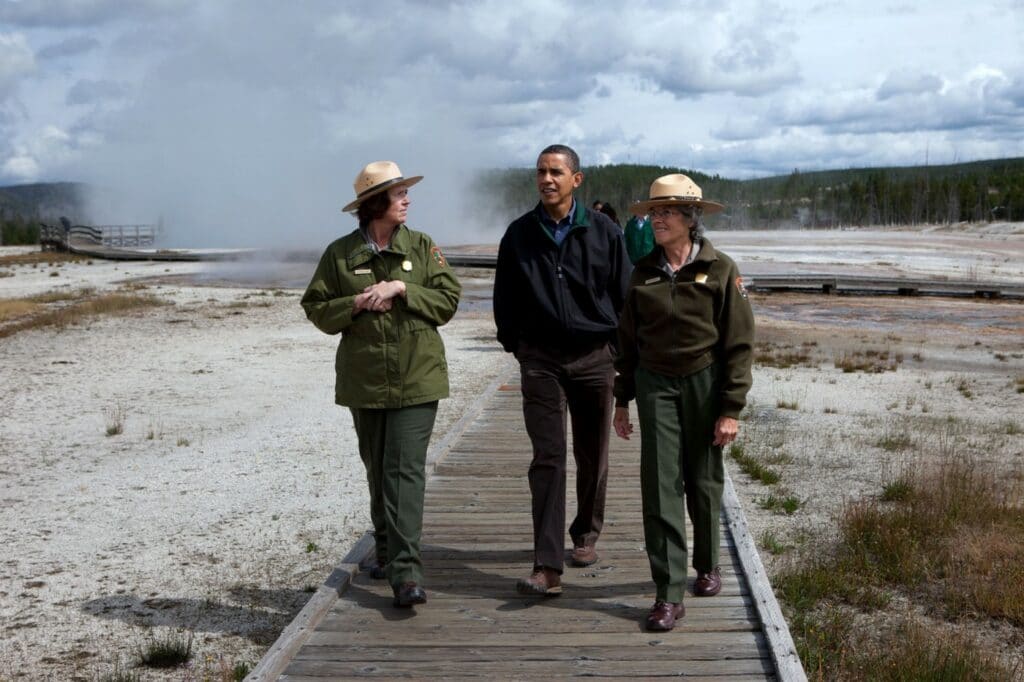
{"left": 342, "top": 160, "right": 423, "bottom": 213}
{"left": 631, "top": 173, "right": 724, "bottom": 216}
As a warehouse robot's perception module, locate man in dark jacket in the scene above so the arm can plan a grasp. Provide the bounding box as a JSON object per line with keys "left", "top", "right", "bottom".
{"left": 493, "top": 144, "right": 631, "bottom": 596}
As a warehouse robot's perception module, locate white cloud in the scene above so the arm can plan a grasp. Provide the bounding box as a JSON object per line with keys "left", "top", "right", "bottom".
{"left": 0, "top": 0, "right": 191, "bottom": 27}
{"left": 877, "top": 69, "right": 944, "bottom": 100}
{"left": 36, "top": 35, "right": 101, "bottom": 60}
{"left": 65, "top": 78, "right": 125, "bottom": 106}
{"left": 0, "top": 0, "right": 1021, "bottom": 241}
{"left": 0, "top": 33, "right": 36, "bottom": 98}
{"left": 2, "top": 155, "right": 40, "bottom": 180}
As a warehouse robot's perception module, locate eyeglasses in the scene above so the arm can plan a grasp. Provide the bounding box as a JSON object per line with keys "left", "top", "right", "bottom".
{"left": 649, "top": 207, "right": 697, "bottom": 220}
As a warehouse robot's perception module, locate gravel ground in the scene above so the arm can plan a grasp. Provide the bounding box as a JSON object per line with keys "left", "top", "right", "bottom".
{"left": 0, "top": 255, "right": 511, "bottom": 680}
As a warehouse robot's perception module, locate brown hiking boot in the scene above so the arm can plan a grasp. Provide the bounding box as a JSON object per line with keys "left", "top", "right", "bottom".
{"left": 570, "top": 544, "right": 599, "bottom": 567}
{"left": 516, "top": 567, "right": 562, "bottom": 596}
{"left": 693, "top": 567, "right": 722, "bottom": 597}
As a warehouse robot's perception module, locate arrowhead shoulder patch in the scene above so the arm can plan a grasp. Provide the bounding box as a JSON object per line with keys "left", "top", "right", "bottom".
{"left": 430, "top": 246, "right": 447, "bottom": 268}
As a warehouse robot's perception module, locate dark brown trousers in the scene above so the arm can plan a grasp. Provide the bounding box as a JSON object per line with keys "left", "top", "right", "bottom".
{"left": 518, "top": 341, "right": 615, "bottom": 572}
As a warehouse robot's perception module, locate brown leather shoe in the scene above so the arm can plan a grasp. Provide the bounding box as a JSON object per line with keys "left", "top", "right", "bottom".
{"left": 570, "top": 544, "right": 599, "bottom": 567}
{"left": 392, "top": 582, "right": 427, "bottom": 607}
{"left": 516, "top": 567, "right": 562, "bottom": 596}
{"left": 693, "top": 567, "right": 722, "bottom": 597}
{"left": 645, "top": 600, "right": 685, "bottom": 631}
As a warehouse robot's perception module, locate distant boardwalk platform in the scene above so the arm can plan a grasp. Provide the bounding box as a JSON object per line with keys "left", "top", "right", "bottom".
{"left": 248, "top": 372, "right": 805, "bottom": 681}
{"left": 40, "top": 220, "right": 160, "bottom": 250}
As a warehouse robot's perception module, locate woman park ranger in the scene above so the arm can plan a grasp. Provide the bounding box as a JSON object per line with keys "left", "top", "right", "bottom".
{"left": 301, "top": 161, "right": 461, "bottom": 608}
{"left": 612, "top": 174, "right": 754, "bottom": 632}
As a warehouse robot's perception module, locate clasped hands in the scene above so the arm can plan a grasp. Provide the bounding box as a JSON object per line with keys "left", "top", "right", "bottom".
{"left": 354, "top": 280, "right": 406, "bottom": 313}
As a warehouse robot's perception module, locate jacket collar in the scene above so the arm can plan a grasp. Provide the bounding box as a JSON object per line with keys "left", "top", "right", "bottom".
{"left": 532, "top": 199, "right": 591, "bottom": 242}
{"left": 346, "top": 224, "right": 411, "bottom": 268}
{"left": 636, "top": 237, "right": 718, "bottom": 275}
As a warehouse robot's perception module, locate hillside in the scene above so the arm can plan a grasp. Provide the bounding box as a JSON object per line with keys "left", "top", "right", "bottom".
{"left": 474, "top": 157, "right": 1024, "bottom": 229}
{"left": 0, "top": 182, "right": 85, "bottom": 220}
{"left": 0, "top": 182, "right": 86, "bottom": 245}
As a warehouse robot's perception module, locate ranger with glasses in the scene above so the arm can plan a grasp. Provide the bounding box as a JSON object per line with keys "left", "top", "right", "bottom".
{"left": 611, "top": 173, "right": 754, "bottom": 632}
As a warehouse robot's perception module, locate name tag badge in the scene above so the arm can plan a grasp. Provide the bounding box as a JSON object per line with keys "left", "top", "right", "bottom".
{"left": 695, "top": 273, "right": 708, "bottom": 284}
{"left": 644, "top": 277, "right": 660, "bottom": 285}
{"left": 402, "top": 260, "right": 413, "bottom": 272}
{"left": 353, "top": 268, "right": 372, "bottom": 275}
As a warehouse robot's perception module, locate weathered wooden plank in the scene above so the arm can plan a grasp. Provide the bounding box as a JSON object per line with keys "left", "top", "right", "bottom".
{"left": 293, "top": 634, "right": 770, "bottom": 661}
{"left": 308, "top": 627, "right": 761, "bottom": 646}
{"left": 281, "top": 657, "right": 776, "bottom": 677}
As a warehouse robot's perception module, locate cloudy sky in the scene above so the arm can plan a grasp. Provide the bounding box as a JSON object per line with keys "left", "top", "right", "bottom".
{"left": 1, "top": 0, "right": 1022, "bottom": 245}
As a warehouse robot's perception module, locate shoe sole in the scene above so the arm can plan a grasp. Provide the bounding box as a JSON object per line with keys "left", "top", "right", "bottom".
{"left": 393, "top": 594, "right": 427, "bottom": 608}
{"left": 693, "top": 585, "right": 721, "bottom": 597}
{"left": 515, "top": 581, "right": 562, "bottom": 596}
{"left": 570, "top": 556, "right": 598, "bottom": 567}
{"left": 645, "top": 622, "right": 675, "bottom": 632}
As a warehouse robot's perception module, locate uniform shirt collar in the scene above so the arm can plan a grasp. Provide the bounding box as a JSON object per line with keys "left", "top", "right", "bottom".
{"left": 659, "top": 239, "right": 701, "bottom": 275}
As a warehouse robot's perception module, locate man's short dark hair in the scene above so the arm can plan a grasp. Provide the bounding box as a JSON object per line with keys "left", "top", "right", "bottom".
{"left": 357, "top": 191, "right": 392, "bottom": 228}
{"left": 539, "top": 144, "right": 580, "bottom": 173}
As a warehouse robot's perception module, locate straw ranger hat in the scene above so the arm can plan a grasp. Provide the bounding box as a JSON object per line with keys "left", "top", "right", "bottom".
{"left": 342, "top": 160, "right": 423, "bottom": 213}
{"left": 631, "top": 173, "right": 724, "bottom": 216}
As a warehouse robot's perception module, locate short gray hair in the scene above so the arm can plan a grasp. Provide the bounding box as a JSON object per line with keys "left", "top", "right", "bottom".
{"left": 689, "top": 207, "right": 705, "bottom": 242}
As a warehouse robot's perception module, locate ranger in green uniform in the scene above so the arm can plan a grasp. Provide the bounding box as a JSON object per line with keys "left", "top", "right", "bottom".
{"left": 612, "top": 174, "right": 754, "bottom": 632}
{"left": 301, "top": 161, "right": 461, "bottom": 608}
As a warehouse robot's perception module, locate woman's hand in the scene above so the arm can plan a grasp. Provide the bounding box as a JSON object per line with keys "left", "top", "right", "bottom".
{"left": 357, "top": 280, "right": 406, "bottom": 312}
{"left": 713, "top": 416, "right": 738, "bottom": 447}
{"left": 613, "top": 406, "right": 633, "bottom": 440}
{"left": 354, "top": 292, "right": 392, "bottom": 313}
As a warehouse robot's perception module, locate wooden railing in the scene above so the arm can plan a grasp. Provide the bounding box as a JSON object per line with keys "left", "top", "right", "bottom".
{"left": 39, "top": 219, "right": 159, "bottom": 250}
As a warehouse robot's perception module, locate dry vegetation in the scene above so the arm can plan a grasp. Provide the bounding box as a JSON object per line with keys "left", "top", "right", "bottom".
{"left": 0, "top": 250, "right": 90, "bottom": 266}
{"left": 744, "top": 295, "right": 1024, "bottom": 680}
{"left": 0, "top": 288, "right": 168, "bottom": 338}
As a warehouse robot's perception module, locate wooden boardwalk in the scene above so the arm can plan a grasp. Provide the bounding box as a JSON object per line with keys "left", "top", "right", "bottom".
{"left": 250, "top": 372, "right": 804, "bottom": 680}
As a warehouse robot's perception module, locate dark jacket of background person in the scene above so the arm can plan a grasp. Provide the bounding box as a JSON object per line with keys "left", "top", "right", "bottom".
{"left": 613, "top": 238, "right": 754, "bottom": 418}
{"left": 494, "top": 203, "right": 631, "bottom": 355}
{"left": 624, "top": 214, "right": 654, "bottom": 264}
{"left": 301, "top": 224, "right": 461, "bottom": 408}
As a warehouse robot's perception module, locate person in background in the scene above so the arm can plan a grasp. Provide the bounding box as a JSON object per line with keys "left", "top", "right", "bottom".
{"left": 624, "top": 209, "right": 654, "bottom": 264}
{"left": 592, "top": 199, "right": 604, "bottom": 212}
{"left": 612, "top": 173, "right": 754, "bottom": 631}
{"left": 599, "top": 202, "right": 621, "bottom": 227}
{"left": 494, "top": 144, "right": 631, "bottom": 596}
{"left": 301, "top": 161, "right": 461, "bottom": 609}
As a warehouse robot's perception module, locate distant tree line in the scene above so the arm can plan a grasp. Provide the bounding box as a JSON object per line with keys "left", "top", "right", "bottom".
{"left": 0, "top": 215, "right": 42, "bottom": 245}
{"left": 0, "top": 182, "right": 84, "bottom": 245}
{"left": 473, "top": 157, "right": 1024, "bottom": 229}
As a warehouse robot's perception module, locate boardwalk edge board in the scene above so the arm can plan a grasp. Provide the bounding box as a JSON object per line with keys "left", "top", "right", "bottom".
{"left": 245, "top": 362, "right": 515, "bottom": 681}
{"left": 723, "top": 471, "right": 808, "bottom": 682}
{"left": 244, "top": 533, "right": 371, "bottom": 682}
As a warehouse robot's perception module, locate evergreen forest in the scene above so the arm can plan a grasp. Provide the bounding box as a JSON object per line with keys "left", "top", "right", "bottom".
{"left": 474, "top": 156, "right": 1024, "bottom": 230}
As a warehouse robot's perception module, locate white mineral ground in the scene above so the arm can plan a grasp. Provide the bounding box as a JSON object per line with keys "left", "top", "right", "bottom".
{"left": 0, "top": 224, "right": 1021, "bottom": 679}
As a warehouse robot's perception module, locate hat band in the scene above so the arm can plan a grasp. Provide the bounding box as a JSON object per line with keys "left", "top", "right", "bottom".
{"left": 356, "top": 176, "right": 406, "bottom": 199}
{"left": 650, "top": 194, "right": 702, "bottom": 202}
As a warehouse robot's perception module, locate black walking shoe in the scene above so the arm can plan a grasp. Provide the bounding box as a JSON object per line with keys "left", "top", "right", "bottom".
{"left": 392, "top": 582, "right": 427, "bottom": 607}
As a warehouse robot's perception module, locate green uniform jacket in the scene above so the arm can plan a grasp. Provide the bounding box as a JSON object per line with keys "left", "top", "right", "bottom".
{"left": 613, "top": 238, "right": 754, "bottom": 418}
{"left": 301, "top": 224, "right": 461, "bottom": 408}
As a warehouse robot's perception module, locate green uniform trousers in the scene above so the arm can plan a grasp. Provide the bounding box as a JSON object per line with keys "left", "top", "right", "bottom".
{"left": 350, "top": 401, "right": 437, "bottom": 589}
{"left": 635, "top": 364, "right": 723, "bottom": 603}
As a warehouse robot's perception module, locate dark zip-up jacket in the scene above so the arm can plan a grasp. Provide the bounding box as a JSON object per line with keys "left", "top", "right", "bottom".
{"left": 613, "top": 238, "right": 754, "bottom": 418}
{"left": 493, "top": 202, "right": 631, "bottom": 355}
